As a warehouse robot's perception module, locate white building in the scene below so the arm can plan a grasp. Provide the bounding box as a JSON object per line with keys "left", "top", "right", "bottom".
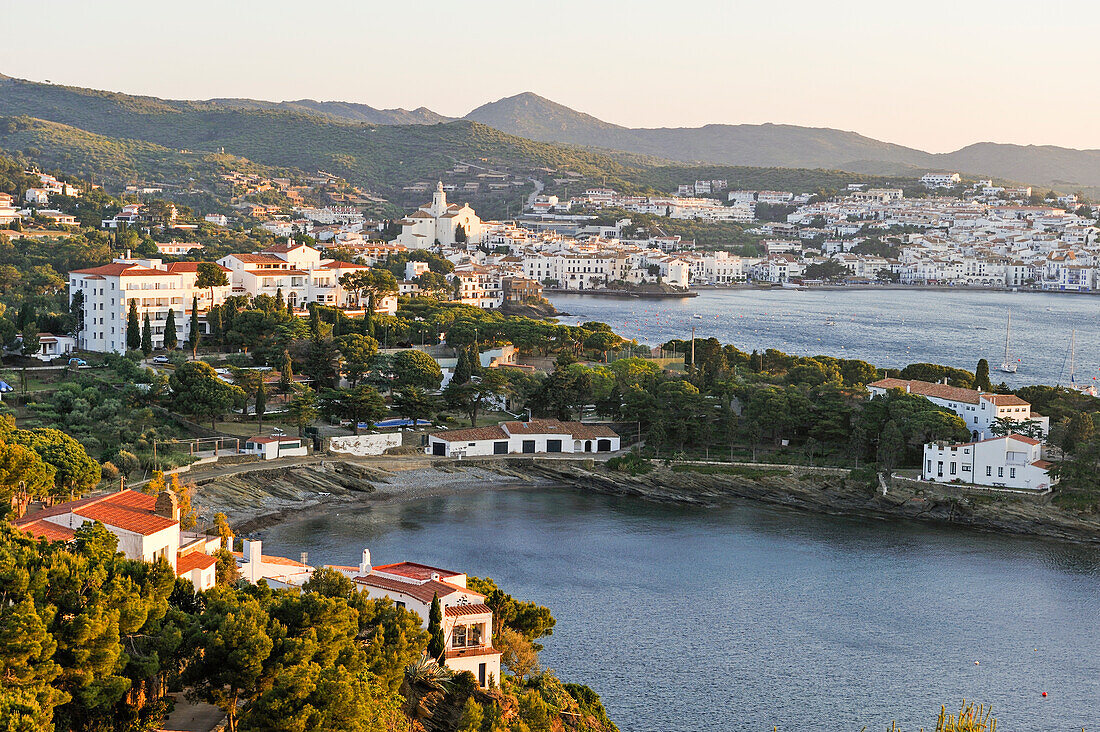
{"left": 349, "top": 552, "right": 501, "bottom": 688}
{"left": 868, "top": 378, "right": 1048, "bottom": 439}
{"left": 243, "top": 435, "right": 309, "bottom": 460}
{"left": 15, "top": 489, "right": 218, "bottom": 591}
{"left": 396, "top": 182, "right": 484, "bottom": 249}
{"left": 922, "top": 434, "right": 1055, "bottom": 491}
{"left": 69, "top": 259, "right": 232, "bottom": 354}
{"left": 427, "top": 419, "right": 620, "bottom": 457}
{"left": 16, "top": 332, "right": 77, "bottom": 361}
{"left": 921, "top": 173, "right": 962, "bottom": 189}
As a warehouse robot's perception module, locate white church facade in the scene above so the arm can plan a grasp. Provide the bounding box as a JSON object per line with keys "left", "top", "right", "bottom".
{"left": 395, "top": 182, "right": 484, "bottom": 249}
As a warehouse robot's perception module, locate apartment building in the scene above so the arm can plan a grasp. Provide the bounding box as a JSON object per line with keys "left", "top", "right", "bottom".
{"left": 922, "top": 434, "right": 1055, "bottom": 491}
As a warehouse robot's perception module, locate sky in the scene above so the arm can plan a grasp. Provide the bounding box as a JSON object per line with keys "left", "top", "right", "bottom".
{"left": 2, "top": 0, "right": 1098, "bottom": 153}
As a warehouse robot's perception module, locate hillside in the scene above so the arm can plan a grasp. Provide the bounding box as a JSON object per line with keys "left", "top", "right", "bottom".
{"left": 465, "top": 93, "right": 1100, "bottom": 190}
{"left": 208, "top": 97, "right": 453, "bottom": 125}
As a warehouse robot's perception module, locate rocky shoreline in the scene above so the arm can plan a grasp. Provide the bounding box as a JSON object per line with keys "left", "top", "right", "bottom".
{"left": 190, "top": 457, "right": 1100, "bottom": 545}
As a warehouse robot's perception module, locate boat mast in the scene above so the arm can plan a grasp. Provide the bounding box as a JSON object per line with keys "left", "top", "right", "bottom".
{"left": 1070, "top": 329, "right": 1077, "bottom": 385}
{"left": 1003, "top": 312, "right": 1011, "bottom": 365}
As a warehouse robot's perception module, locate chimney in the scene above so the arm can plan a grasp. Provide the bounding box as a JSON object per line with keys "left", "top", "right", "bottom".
{"left": 154, "top": 489, "right": 180, "bottom": 521}
{"left": 359, "top": 548, "right": 372, "bottom": 576}
{"left": 430, "top": 572, "right": 441, "bottom": 582}
{"left": 244, "top": 539, "right": 262, "bottom": 583}
{"left": 905, "top": 383, "right": 911, "bottom": 393}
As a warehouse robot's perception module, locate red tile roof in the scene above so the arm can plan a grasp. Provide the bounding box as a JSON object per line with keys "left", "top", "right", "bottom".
{"left": 869, "top": 378, "right": 982, "bottom": 405}
{"left": 176, "top": 551, "right": 217, "bottom": 575}
{"left": 164, "top": 262, "right": 231, "bottom": 273}
{"left": 982, "top": 393, "right": 1030, "bottom": 406}
{"left": 16, "top": 519, "right": 77, "bottom": 542}
{"left": 1031, "top": 459, "right": 1053, "bottom": 469}
{"left": 373, "top": 561, "right": 463, "bottom": 581}
{"left": 226, "top": 253, "right": 287, "bottom": 264}
{"left": 70, "top": 263, "right": 175, "bottom": 277}
{"left": 431, "top": 425, "right": 508, "bottom": 443}
{"left": 445, "top": 603, "right": 492, "bottom": 617}
{"left": 354, "top": 574, "right": 474, "bottom": 604}
{"left": 502, "top": 419, "right": 573, "bottom": 435}
{"left": 15, "top": 490, "right": 177, "bottom": 537}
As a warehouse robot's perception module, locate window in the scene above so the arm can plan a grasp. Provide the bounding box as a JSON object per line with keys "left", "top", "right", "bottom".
{"left": 926, "top": 460, "right": 932, "bottom": 472}
{"left": 998, "top": 467, "right": 1004, "bottom": 477}
{"left": 936, "top": 461, "right": 943, "bottom": 477}
{"left": 950, "top": 463, "right": 957, "bottom": 475}
{"left": 962, "top": 465, "right": 971, "bottom": 472}
{"left": 986, "top": 466, "right": 992, "bottom": 476}
{"left": 453, "top": 625, "right": 466, "bottom": 648}
{"left": 1010, "top": 468, "right": 1016, "bottom": 479}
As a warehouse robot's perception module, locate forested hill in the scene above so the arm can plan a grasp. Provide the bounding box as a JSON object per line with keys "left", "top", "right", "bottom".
{"left": 463, "top": 92, "right": 1100, "bottom": 190}
{"left": 0, "top": 76, "right": 668, "bottom": 195}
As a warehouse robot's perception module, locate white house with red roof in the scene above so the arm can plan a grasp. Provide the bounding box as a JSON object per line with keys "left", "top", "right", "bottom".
{"left": 868, "top": 378, "right": 1048, "bottom": 440}
{"left": 13, "top": 489, "right": 218, "bottom": 590}
{"left": 347, "top": 549, "right": 501, "bottom": 688}
{"left": 426, "top": 418, "right": 620, "bottom": 457}
{"left": 923, "top": 434, "right": 1055, "bottom": 491}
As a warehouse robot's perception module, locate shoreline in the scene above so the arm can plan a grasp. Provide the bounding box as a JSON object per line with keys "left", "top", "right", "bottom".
{"left": 195, "top": 458, "right": 1100, "bottom": 546}
{"left": 552, "top": 284, "right": 1100, "bottom": 297}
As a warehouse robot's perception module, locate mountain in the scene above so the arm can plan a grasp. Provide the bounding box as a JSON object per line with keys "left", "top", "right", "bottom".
{"left": 207, "top": 98, "right": 452, "bottom": 125}
{"left": 463, "top": 92, "right": 1100, "bottom": 191}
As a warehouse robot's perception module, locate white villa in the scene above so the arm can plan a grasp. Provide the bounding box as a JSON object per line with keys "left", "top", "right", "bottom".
{"left": 426, "top": 419, "right": 620, "bottom": 457}
{"left": 343, "top": 551, "right": 501, "bottom": 688}
{"left": 868, "top": 378, "right": 1048, "bottom": 440}
{"left": 923, "top": 434, "right": 1055, "bottom": 491}
{"left": 15, "top": 489, "right": 219, "bottom": 590}
{"left": 396, "top": 182, "right": 484, "bottom": 249}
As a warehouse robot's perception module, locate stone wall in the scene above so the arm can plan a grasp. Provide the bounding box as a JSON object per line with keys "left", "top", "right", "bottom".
{"left": 327, "top": 432, "right": 403, "bottom": 457}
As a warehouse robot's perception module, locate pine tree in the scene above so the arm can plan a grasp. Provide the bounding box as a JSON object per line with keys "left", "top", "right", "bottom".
{"left": 426, "top": 593, "right": 446, "bottom": 662}
{"left": 190, "top": 295, "right": 201, "bottom": 358}
{"left": 255, "top": 379, "right": 266, "bottom": 433}
{"left": 126, "top": 300, "right": 141, "bottom": 351}
{"left": 163, "top": 308, "right": 178, "bottom": 350}
{"left": 141, "top": 313, "right": 153, "bottom": 357}
{"left": 456, "top": 697, "right": 484, "bottom": 732}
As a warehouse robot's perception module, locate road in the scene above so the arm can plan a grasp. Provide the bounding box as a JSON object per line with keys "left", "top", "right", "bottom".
{"left": 526, "top": 178, "right": 544, "bottom": 209}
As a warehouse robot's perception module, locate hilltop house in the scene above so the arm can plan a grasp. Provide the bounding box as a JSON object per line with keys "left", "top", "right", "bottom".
{"left": 14, "top": 489, "right": 219, "bottom": 590}
{"left": 922, "top": 434, "right": 1055, "bottom": 491}
{"left": 345, "top": 550, "right": 501, "bottom": 688}
{"left": 426, "top": 419, "right": 620, "bottom": 457}
{"left": 867, "top": 378, "right": 1048, "bottom": 440}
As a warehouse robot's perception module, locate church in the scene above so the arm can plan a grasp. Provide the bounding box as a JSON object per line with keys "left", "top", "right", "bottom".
{"left": 395, "top": 181, "right": 484, "bottom": 249}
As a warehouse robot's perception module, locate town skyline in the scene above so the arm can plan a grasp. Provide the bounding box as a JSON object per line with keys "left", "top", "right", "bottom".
{"left": 2, "top": 0, "right": 1097, "bottom": 153}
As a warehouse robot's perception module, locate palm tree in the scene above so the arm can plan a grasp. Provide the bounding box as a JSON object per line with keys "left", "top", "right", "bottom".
{"left": 399, "top": 657, "right": 451, "bottom": 731}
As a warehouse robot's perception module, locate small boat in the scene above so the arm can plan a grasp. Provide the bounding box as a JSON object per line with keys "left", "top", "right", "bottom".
{"left": 1065, "top": 329, "right": 1097, "bottom": 396}
{"left": 781, "top": 281, "right": 807, "bottom": 290}
{"left": 824, "top": 320, "right": 837, "bottom": 326}
{"left": 692, "top": 314, "right": 703, "bottom": 319}
{"left": 999, "top": 312, "right": 1018, "bottom": 373}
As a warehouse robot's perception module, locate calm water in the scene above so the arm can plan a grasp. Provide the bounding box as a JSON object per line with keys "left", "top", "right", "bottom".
{"left": 260, "top": 487, "right": 1100, "bottom": 731}
{"left": 548, "top": 289, "right": 1100, "bottom": 387}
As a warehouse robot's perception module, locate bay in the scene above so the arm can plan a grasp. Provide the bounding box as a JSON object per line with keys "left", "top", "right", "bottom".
{"left": 547, "top": 289, "right": 1100, "bottom": 387}
{"left": 258, "top": 487, "right": 1100, "bottom": 731}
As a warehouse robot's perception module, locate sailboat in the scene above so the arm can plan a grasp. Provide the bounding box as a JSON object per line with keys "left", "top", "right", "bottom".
{"left": 1065, "top": 329, "right": 1097, "bottom": 396}
{"left": 998, "top": 312, "right": 1018, "bottom": 373}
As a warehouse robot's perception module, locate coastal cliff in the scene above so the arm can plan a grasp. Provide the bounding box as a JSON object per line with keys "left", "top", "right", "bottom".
{"left": 500, "top": 458, "right": 1100, "bottom": 545}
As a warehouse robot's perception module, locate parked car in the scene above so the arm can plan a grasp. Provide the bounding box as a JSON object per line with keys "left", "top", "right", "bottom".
{"left": 68, "top": 358, "right": 87, "bottom": 367}
{"left": 152, "top": 355, "right": 170, "bottom": 364}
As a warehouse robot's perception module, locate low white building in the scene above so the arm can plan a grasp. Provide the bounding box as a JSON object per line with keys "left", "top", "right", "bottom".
{"left": 16, "top": 332, "right": 77, "bottom": 361}
{"left": 868, "top": 378, "right": 1048, "bottom": 439}
{"left": 427, "top": 419, "right": 620, "bottom": 457}
{"left": 243, "top": 435, "right": 309, "bottom": 460}
{"left": 921, "top": 173, "right": 962, "bottom": 188}
{"left": 923, "top": 434, "right": 1055, "bottom": 491}
{"left": 348, "top": 552, "right": 501, "bottom": 688}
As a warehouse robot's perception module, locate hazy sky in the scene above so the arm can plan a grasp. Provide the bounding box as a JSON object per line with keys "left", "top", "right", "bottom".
{"left": 3, "top": 0, "right": 1097, "bottom": 152}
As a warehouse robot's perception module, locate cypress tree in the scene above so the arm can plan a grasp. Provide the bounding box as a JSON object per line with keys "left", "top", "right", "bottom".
{"left": 309, "top": 306, "right": 321, "bottom": 338}
{"left": 126, "top": 300, "right": 141, "bottom": 351}
{"left": 255, "top": 379, "right": 266, "bottom": 433}
{"left": 452, "top": 350, "right": 471, "bottom": 386}
{"left": 427, "top": 593, "right": 446, "bottom": 662}
{"left": 279, "top": 350, "right": 294, "bottom": 394}
{"left": 275, "top": 287, "right": 285, "bottom": 312}
{"left": 190, "top": 295, "right": 201, "bottom": 358}
{"left": 332, "top": 313, "right": 345, "bottom": 337}
{"left": 163, "top": 308, "right": 178, "bottom": 350}
{"left": 141, "top": 313, "right": 153, "bottom": 357}
{"left": 975, "top": 358, "right": 991, "bottom": 391}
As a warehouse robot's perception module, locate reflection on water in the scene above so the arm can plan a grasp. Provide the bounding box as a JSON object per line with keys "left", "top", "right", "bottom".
{"left": 260, "top": 487, "right": 1100, "bottom": 731}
